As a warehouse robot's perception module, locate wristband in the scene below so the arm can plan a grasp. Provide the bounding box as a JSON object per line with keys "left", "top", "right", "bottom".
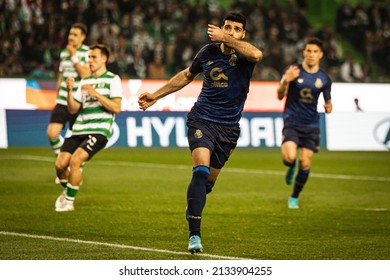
{"left": 70, "top": 55, "right": 79, "bottom": 64}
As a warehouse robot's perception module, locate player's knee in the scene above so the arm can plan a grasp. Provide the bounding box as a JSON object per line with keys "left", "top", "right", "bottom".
{"left": 47, "top": 126, "right": 59, "bottom": 139}
{"left": 283, "top": 158, "right": 295, "bottom": 167}
{"left": 299, "top": 159, "right": 311, "bottom": 170}
{"left": 69, "top": 156, "right": 83, "bottom": 171}
{"left": 55, "top": 160, "right": 67, "bottom": 173}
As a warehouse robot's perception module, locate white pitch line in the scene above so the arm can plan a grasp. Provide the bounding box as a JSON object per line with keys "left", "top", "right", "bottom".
{"left": 0, "top": 231, "right": 250, "bottom": 260}
{"left": 1, "top": 155, "right": 390, "bottom": 182}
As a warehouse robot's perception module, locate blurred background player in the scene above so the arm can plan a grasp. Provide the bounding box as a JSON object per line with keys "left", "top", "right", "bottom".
{"left": 277, "top": 37, "right": 332, "bottom": 209}
{"left": 138, "top": 12, "right": 263, "bottom": 253}
{"left": 47, "top": 23, "right": 90, "bottom": 176}
{"left": 54, "top": 44, "right": 122, "bottom": 212}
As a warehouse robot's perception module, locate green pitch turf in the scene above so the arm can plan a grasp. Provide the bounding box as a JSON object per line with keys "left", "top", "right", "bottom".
{"left": 0, "top": 147, "right": 389, "bottom": 260}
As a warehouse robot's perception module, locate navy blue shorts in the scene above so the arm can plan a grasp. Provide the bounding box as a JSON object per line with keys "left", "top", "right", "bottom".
{"left": 61, "top": 134, "right": 108, "bottom": 159}
{"left": 49, "top": 104, "right": 79, "bottom": 129}
{"left": 282, "top": 126, "right": 320, "bottom": 153}
{"left": 187, "top": 116, "right": 240, "bottom": 169}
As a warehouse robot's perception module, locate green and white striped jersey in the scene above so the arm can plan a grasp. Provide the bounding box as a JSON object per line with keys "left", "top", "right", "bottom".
{"left": 71, "top": 71, "right": 123, "bottom": 139}
{"left": 56, "top": 44, "right": 90, "bottom": 106}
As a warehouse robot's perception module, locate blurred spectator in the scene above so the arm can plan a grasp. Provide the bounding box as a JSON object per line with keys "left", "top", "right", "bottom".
{"left": 31, "top": 63, "right": 54, "bottom": 78}
{"left": 0, "top": 0, "right": 387, "bottom": 82}
{"left": 3, "top": 54, "right": 24, "bottom": 76}
{"left": 127, "top": 49, "right": 147, "bottom": 79}
{"left": 147, "top": 55, "right": 166, "bottom": 79}
{"left": 336, "top": 0, "right": 354, "bottom": 35}
{"left": 340, "top": 55, "right": 364, "bottom": 83}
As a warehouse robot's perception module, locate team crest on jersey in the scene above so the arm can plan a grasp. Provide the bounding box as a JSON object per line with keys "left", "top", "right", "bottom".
{"left": 297, "top": 78, "right": 304, "bottom": 83}
{"left": 207, "top": 61, "right": 214, "bottom": 65}
{"left": 194, "top": 129, "right": 203, "bottom": 139}
{"left": 315, "top": 78, "right": 323, "bottom": 88}
{"left": 229, "top": 54, "right": 237, "bottom": 66}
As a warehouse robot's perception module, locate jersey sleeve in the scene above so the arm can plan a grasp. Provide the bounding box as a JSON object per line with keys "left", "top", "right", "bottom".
{"left": 323, "top": 77, "right": 332, "bottom": 102}
{"left": 189, "top": 46, "right": 206, "bottom": 74}
{"left": 109, "top": 75, "right": 123, "bottom": 99}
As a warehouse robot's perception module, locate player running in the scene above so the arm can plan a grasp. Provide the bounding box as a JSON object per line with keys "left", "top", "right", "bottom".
{"left": 138, "top": 12, "right": 263, "bottom": 253}
{"left": 277, "top": 37, "right": 333, "bottom": 209}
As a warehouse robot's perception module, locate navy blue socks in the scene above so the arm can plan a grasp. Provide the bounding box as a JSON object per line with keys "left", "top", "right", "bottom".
{"left": 187, "top": 165, "right": 210, "bottom": 237}
{"left": 292, "top": 168, "right": 310, "bottom": 198}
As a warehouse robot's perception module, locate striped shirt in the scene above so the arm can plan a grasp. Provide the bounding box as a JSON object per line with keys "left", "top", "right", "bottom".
{"left": 71, "top": 71, "right": 123, "bottom": 139}
{"left": 56, "top": 44, "right": 90, "bottom": 105}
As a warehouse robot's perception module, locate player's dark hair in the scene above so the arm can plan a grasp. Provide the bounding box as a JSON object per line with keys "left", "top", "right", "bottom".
{"left": 90, "top": 44, "right": 110, "bottom": 61}
{"left": 223, "top": 12, "right": 247, "bottom": 30}
{"left": 71, "top": 22, "right": 88, "bottom": 35}
{"left": 305, "top": 37, "right": 323, "bottom": 51}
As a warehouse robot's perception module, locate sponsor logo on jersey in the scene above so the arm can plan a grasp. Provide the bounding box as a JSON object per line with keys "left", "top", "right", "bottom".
{"left": 210, "top": 67, "right": 228, "bottom": 88}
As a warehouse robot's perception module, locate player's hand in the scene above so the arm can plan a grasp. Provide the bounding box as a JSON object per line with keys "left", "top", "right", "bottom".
{"left": 138, "top": 92, "right": 157, "bottom": 111}
{"left": 284, "top": 65, "right": 300, "bottom": 82}
{"left": 66, "top": 44, "right": 77, "bottom": 56}
{"left": 324, "top": 102, "right": 332, "bottom": 113}
{"left": 81, "top": 84, "right": 97, "bottom": 97}
{"left": 207, "top": 24, "right": 224, "bottom": 42}
{"left": 66, "top": 77, "right": 75, "bottom": 92}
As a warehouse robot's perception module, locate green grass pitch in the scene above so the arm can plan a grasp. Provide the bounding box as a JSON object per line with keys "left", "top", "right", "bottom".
{"left": 0, "top": 147, "right": 389, "bottom": 260}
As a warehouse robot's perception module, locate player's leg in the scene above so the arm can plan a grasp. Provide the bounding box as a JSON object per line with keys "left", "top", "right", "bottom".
{"left": 185, "top": 165, "right": 218, "bottom": 223}
{"left": 48, "top": 105, "right": 71, "bottom": 184}
{"left": 47, "top": 105, "right": 70, "bottom": 156}
{"left": 289, "top": 148, "right": 314, "bottom": 209}
{"left": 54, "top": 151, "right": 72, "bottom": 211}
{"left": 206, "top": 167, "right": 220, "bottom": 194}
{"left": 288, "top": 127, "right": 319, "bottom": 208}
{"left": 47, "top": 122, "right": 65, "bottom": 156}
{"left": 63, "top": 134, "right": 108, "bottom": 209}
{"left": 281, "top": 141, "right": 298, "bottom": 185}
{"left": 59, "top": 147, "right": 90, "bottom": 211}
{"left": 206, "top": 122, "right": 240, "bottom": 194}
{"left": 187, "top": 147, "right": 210, "bottom": 253}
{"left": 55, "top": 151, "right": 72, "bottom": 188}
{"left": 68, "top": 147, "right": 89, "bottom": 188}
{"left": 54, "top": 135, "right": 80, "bottom": 211}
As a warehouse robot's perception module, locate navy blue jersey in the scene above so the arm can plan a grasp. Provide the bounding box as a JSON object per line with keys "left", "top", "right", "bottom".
{"left": 188, "top": 43, "right": 256, "bottom": 126}
{"left": 283, "top": 64, "right": 332, "bottom": 128}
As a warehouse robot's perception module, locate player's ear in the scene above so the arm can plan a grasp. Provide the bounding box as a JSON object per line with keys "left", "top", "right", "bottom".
{"left": 241, "top": 31, "right": 246, "bottom": 39}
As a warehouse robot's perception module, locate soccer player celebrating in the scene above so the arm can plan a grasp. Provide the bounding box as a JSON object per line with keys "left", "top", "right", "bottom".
{"left": 54, "top": 44, "right": 122, "bottom": 212}
{"left": 277, "top": 37, "right": 332, "bottom": 209}
{"left": 138, "top": 12, "right": 263, "bottom": 253}
{"left": 47, "top": 23, "right": 90, "bottom": 184}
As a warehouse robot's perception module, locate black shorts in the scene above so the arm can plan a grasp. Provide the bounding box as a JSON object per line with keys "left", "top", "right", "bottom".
{"left": 61, "top": 134, "right": 108, "bottom": 159}
{"left": 282, "top": 126, "right": 320, "bottom": 153}
{"left": 187, "top": 116, "right": 240, "bottom": 169}
{"left": 49, "top": 104, "right": 79, "bottom": 129}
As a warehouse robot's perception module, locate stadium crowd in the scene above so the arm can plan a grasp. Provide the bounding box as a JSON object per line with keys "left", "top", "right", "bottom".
{"left": 0, "top": 0, "right": 388, "bottom": 82}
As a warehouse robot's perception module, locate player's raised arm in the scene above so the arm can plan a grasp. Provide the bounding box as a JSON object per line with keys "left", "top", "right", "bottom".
{"left": 138, "top": 67, "right": 197, "bottom": 110}
{"left": 277, "top": 65, "right": 300, "bottom": 100}
{"left": 65, "top": 77, "right": 81, "bottom": 114}
{"left": 207, "top": 24, "right": 263, "bottom": 63}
